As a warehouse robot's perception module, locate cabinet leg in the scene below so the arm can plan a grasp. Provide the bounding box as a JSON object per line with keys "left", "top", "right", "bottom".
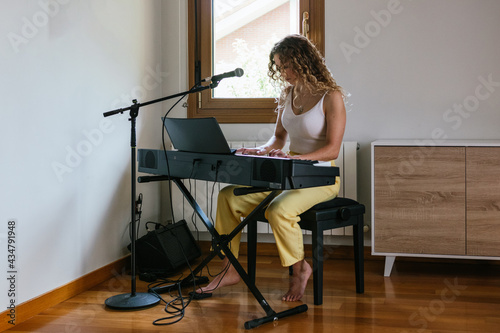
{"left": 384, "top": 256, "right": 396, "bottom": 277}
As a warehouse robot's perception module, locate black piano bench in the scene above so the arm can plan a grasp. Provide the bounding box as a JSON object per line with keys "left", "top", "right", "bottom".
{"left": 246, "top": 197, "right": 365, "bottom": 305}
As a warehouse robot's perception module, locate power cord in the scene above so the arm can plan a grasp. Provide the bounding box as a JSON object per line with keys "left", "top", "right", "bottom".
{"left": 188, "top": 159, "right": 202, "bottom": 241}
{"left": 150, "top": 227, "right": 203, "bottom": 326}
{"left": 161, "top": 82, "right": 205, "bottom": 226}
{"left": 209, "top": 160, "right": 222, "bottom": 246}
{"left": 128, "top": 193, "right": 143, "bottom": 242}
{"left": 148, "top": 228, "right": 234, "bottom": 326}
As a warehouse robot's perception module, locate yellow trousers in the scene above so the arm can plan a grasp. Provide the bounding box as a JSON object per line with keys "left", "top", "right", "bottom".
{"left": 215, "top": 176, "right": 340, "bottom": 267}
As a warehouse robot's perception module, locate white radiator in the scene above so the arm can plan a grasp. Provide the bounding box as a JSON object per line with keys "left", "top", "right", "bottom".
{"left": 169, "top": 141, "right": 358, "bottom": 241}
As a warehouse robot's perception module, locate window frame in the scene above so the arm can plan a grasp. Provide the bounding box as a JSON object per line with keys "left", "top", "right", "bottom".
{"left": 187, "top": 0, "right": 325, "bottom": 123}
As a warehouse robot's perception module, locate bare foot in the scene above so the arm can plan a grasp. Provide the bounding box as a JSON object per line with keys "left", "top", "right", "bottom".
{"left": 194, "top": 257, "right": 241, "bottom": 295}
{"left": 282, "top": 260, "right": 312, "bottom": 302}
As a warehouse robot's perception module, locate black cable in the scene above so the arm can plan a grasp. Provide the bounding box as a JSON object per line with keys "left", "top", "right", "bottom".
{"left": 145, "top": 221, "right": 162, "bottom": 231}
{"left": 187, "top": 160, "right": 202, "bottom": 240}
{"left": 194, "top": 0, "right": 201, "bottom": 84}
{"left": 152, "top": 283, "right": 191, "bottom": 326}
{"left": 208, "top": 161, "right": 222, "bottom": 245}
{"left": 151, "top": 226, "right": 203, "bottom": 326}
{"left": 193, "top": 257, "right": 231, "bottom": 295}
{"left": 209, "top": 179, "right": 218, "bottom": 226}
{"left": 161, "top": 82, "right": 206, "bottom": 227}
{"left": 129, "top": 215, "right": 142, "bottom": 242}
{"left": 136, "top": 193, "right": 143, "bottom": 235}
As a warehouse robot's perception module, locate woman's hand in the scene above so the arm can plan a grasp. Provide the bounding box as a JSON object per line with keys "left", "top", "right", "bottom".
{"left": 268, "top": 149, "right": 292, "bottom": 159}
{"left": 236, "top": 146, "right": 269, "bottom": 156}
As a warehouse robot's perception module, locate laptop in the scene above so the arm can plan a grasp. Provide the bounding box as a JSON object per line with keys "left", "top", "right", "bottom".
{"left": 162, "top": 117, "right": 236, "bottom": 154}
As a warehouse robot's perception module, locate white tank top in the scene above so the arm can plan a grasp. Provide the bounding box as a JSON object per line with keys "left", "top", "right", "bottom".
{"left": 281, "top": 92, "right": 327, "bottom": 154}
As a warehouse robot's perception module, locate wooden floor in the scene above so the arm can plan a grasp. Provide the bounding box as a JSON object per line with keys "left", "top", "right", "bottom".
{"left": 5, "top": 254, "right": 500, "bottom": 333}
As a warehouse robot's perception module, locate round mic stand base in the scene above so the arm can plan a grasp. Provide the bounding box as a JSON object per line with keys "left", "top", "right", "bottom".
{"left": 105, "top": 292, "right": 160, "bottom": 310}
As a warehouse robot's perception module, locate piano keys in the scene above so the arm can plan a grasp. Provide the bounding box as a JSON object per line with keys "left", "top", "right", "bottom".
{"left": 137, "top": 149, "right": 339, "bottom": 190}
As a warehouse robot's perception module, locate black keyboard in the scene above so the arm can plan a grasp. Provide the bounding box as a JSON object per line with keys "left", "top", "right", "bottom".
{"left": 137, "top": 149, "right": 339, "bottom": 190}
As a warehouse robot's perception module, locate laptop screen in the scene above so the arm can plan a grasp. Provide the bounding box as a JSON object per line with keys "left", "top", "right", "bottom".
{"left": 162, "top": 117, "right": 235, "bottom": 154}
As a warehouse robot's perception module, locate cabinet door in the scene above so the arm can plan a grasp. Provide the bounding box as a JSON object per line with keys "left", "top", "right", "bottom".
{"left": 373, "top": 146, "right": 466, "bottom": 255}
{"left": 466, "top": 147, "right": 500, "bottom": 256}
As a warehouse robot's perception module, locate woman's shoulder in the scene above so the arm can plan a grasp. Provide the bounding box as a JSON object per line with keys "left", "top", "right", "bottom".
{"left": 324, "top": 88, "right": 344, "bottom": 100}
{"left": 323, "top": 89, "right": 346, "bottom": 114}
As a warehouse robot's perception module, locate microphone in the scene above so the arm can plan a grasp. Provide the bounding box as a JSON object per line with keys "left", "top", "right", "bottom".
{"left": 203, "top": 68, "right": 244, "bottom": 83}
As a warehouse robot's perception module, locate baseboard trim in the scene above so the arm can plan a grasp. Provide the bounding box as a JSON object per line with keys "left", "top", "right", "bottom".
{"left": 0, "top": 255, "right": 129, "bottom": 331}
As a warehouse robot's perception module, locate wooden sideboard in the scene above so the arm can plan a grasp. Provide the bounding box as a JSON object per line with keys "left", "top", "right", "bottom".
{"left": 371, "top": 140, "right": 500, "bottom": 276}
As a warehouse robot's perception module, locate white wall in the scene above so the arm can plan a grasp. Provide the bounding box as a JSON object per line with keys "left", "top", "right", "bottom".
{"left": 0, "top": 0, "right": 182, "bottom": 307}
{"left": 221, "top": 0, "right": 500, "bottom": 230}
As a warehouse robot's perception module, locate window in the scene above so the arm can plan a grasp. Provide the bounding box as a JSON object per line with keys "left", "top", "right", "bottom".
{"left": 187, "top": 0, "right": 325, "bottom": 123}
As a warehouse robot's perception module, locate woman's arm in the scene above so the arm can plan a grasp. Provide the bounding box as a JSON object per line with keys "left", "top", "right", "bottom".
{"left": 236, "top": 103, "right": 289, "bottom": 155}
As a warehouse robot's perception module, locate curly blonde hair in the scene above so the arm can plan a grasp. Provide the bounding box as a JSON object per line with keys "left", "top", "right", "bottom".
{"left": 268, "top": 34, "right": 343, "bottom": 110}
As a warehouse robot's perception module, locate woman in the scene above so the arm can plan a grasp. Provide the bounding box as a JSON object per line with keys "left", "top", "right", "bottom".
{"left": 194, "top": 34, "right": 346, "bottom": 302}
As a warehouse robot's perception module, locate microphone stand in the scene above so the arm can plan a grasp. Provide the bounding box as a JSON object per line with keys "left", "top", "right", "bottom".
{"left": 103, "top": 84, "right": 210, "bottom": 310}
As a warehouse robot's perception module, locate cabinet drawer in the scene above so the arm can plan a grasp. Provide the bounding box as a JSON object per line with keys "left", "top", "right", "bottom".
{"left": 467, "top": 147, "right": 500, "bottom": 256}
{"left": 373, "top": 146, "right": 466, "bottom": 255}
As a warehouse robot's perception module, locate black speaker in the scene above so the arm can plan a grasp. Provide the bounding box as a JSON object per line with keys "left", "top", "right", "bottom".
{"left": 253, "top": 158, "right": 281, "bottom": 182}
{"left": 134, "top": 220, "right": 201, "bottom": 275}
